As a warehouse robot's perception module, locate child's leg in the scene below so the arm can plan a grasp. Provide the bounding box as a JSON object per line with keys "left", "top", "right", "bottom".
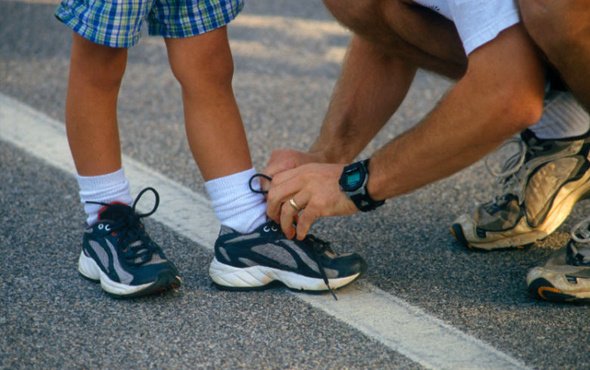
{"left": 165, "top": 26, "right": 250, "bottom": 180}
{"left": 66, "top": 33, "right": 127, "bottom": 176}
{"left": 58, "top": 0, "right": 180, "bottom": 297}
{"left": 66, "top": 33, "right": 133, "bottom": 224}
{"left": 162, "top": 15, "right": 366, "bottom": 296}
{"left": 165, "top": 27, "right": 266, "bottom": 233}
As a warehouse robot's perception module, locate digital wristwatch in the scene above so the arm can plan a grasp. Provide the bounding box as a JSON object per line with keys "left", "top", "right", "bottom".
{"left": 338, "top": 159, "right": 385, "bottom": 212}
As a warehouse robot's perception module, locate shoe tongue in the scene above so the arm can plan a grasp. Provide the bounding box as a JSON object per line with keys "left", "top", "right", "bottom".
{"left": 98, "top": 202, "right": 133, "bottom": 221}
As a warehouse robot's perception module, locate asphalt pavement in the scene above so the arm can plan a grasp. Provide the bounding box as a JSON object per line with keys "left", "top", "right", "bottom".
{"left": 2, "top": 0, "right": 590, "bottom": 368}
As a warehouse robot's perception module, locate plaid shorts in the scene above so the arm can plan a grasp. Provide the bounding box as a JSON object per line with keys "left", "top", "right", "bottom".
{"left": 55, "top": 0, "right": 244, "bottom": 48}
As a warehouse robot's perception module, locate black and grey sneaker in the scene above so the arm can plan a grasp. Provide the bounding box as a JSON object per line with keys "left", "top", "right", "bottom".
{"left": 78, "top": 187, "right": 181, "bottom": 298}
{"left": 527, "top": 217, "right": 590, "bottom": 303}
{"left": 451, "top": 129, "right": 590, "bottom": 251}
{"left": 209, "top": 220, "right": 366, "bottom": 298}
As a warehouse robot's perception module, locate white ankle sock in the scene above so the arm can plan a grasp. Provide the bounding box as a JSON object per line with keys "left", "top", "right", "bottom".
{"left": 529, "top": 91, "right": 590, "bottom": 140}
{"left": 77, "top": 168, "right": 133, "bottom": 226}
{"left": 205, "top": 167, "right": 267, "bottom": 234}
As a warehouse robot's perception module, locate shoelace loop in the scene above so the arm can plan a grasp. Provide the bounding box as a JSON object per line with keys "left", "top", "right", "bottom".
{"left": 249, "top": 173, "right": 272, "bottom": 194}
{"left": 484, "top": 137, "right": 544, "bottom": 206}
{"left": 485, "top": 137, "right": 543, "bottom": 180}
{"left": 87, "top": 187, "right": 160, "bottom": 266}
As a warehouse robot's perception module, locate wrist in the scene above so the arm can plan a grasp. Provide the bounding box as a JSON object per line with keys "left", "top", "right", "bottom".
{"left": 339, "top": 159, "right": 385, "bottom": 212}
{"left": 365, "top": 157, "right": 385, "bottom": 201}
{"left": 309, "top": 148, "right": 355, "bottom": 165}
{"left": 306, "top": 149, "right": 337, "bottom": 164}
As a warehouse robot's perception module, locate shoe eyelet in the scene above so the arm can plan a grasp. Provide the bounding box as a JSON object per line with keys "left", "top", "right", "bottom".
{"left": 263, "top": 226, "right": 270, "bottom": 232}
{"left": 104, "top": 225, "right": 111, "bottom": 232}
{"left": 271, "top": 226, "right": 278, "bottom": 232}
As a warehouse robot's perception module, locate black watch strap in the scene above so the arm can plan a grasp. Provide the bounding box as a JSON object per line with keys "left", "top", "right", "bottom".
{"left": 350, "top": 190, "right": 385, "bottom": 212}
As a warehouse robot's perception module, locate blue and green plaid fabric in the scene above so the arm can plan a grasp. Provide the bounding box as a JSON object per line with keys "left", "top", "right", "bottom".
{"left": 55, "top": 0, "right": 244, "bottom": 48}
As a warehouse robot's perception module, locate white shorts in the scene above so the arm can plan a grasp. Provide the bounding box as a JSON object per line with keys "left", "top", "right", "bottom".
{"left": 412, "top": 0, "right": 520, "bottom": 55}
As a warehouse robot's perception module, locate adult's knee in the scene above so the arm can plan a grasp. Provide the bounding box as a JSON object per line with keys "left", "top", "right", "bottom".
{"left": 519, "top": 0, "right": 587, "bottom": 55}
{"left": 322, "top": 0, "right": 383, "bottom": 35}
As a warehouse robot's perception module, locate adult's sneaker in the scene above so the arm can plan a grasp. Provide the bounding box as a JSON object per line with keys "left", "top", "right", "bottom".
{"left": 78, "top": 187, "right": 181, "bottom": 298}
{"left": 209, "top": 220, "right": 366, "bottom": 298}
{"left": 451, "top": 129, "right": 590, "bottom": 251}
{"left": 527, "top": 217, "right": 590, "bottom": 303}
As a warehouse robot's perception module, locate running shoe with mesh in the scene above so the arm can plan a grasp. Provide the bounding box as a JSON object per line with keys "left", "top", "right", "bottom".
{"left": 527, "top": 216, "right": 590, "bottom": 303}
{"left": 209, "top": 220, "right": 366, "bottom": 298}
{"left": 78, "top": 187, "right": 181, "bottom": 298}
{"left": 451, "top": 129, "right": 590, "bottom": 251}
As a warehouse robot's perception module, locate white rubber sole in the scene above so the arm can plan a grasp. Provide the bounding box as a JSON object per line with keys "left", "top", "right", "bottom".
{"left": 209, "top": 257, "right": 361, "bottom": 292}
{"left": 78, "top": 251, "right": 155, "bottom": 297}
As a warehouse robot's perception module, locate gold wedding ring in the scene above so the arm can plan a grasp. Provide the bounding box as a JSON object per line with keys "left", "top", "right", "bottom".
{"left": 289, "top": 198, "right": 300, "bottom": 212}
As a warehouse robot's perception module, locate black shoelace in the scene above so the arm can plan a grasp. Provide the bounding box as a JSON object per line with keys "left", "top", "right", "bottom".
{"left": 307, "top": 234, "right": 338, "bottom": 300}
{"left": 87, "top": 187, "right": 160, "bottom": 267}
{"left": 250, "top": 173, "right": 338, "bottom": 300}
{"left": 249, "top": 173, "right": 271, "bottom": 194}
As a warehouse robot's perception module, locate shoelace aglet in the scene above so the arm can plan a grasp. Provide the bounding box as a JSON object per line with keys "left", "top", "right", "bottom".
{"left": 328, "top": 285, "right": 338, "bottom": 301}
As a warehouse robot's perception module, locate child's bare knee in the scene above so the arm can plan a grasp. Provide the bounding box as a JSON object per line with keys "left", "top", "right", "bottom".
{"left": 71, "top": 36, "right": 127, "bottom": 89}
{"left": 173, "top": 54, "right": 234, "bottom": 91}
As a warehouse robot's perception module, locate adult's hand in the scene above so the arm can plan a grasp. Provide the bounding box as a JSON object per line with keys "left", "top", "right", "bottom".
{"left": 264, "top": 149, "right": 329, "bottom": 177}
{"left": 266, "top": 163, "right": 359, "bottom": 240}
{"left": 261, "top": 149, "right": 329, "bottom": 192}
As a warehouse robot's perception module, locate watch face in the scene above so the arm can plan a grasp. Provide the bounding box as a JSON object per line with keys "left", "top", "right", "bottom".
{"left": 340, "top": 161, "right": 367, "bottom": 192}
{"left": 344, "top": 169, "right": 362, "bottom": 190}
{"left": 347, "top": 171, "right": 361, "bottom": 186}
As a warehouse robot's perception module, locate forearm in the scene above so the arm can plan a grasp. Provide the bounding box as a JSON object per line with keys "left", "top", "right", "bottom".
{"left": 367, "top": 25, "right": 546, "bottom": 200}
{"left": 367, "top": 87, "right": 516, "bottom": 200}
{"left": 310, "top": 35, "right": 417, "bottom": 163}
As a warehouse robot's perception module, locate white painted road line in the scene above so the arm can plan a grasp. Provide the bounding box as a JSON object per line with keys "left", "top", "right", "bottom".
{"left": 0, "top": 93, "right": 530, "bottom": 369}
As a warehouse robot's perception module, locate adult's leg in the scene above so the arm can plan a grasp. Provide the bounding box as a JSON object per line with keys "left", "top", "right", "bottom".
{"left": 65, "top": 33, "right": 127, "bottom": 176}
{"left": 324, "top": 0, "right": 467, "bottom": 78}
{"left": 302, "top": 0, "right": 468, "bottom": 164}
{"left": 519, "top": 0, "right": 590, "bottom": 110}
{"left": 453, "top": 1, "right": 590, "bottom": 251}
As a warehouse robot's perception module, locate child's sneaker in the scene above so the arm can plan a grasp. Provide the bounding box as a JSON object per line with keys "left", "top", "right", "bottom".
{"left": 209, "top": 220, "right": 366, "bottom": 298}
{"left": 78, "top": 187, "right": 181, "bottom": 298}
